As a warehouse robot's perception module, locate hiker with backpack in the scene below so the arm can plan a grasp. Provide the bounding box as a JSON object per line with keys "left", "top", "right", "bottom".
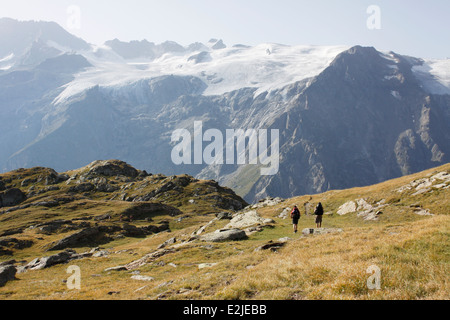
{"left": 290, "top": 205, "right": 301, "bottom": 233}
{"left": 314, "top": 202, "right": 324, "bottom": 228}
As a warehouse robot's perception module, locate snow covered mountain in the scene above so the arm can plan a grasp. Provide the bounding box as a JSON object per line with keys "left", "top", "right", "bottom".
{"left": 1, "top": 18, "right": 449, "bottom": 203}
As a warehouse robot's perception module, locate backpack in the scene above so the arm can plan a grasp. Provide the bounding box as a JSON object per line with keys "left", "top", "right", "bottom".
{"left": 291, "top": 208, "right": 300, "bottom": 219}
{"left": 314, "top": 204, "right": 324, "bottom": 216}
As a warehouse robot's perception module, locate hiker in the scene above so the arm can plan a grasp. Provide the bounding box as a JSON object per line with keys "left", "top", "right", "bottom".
{"left": 290, "top": 205, "right": 301, "bottom": 233}
{"left": 314, "top": 202, "right": 324, "bottom": 228}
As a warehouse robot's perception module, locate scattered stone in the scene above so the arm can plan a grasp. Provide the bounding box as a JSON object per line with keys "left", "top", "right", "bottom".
{"left": 157, "top": 237, "right": 177, "bottom": 249}
{"left": 131, "top": 275, "right": 154, "bottom": 281}
{"left": 198, "top": 263, "right": 218, "bottom": 269}
{"left": 302, "top": 228, "right": 343, "bottom": 236}
{"left": 104, "top": 266, "right": 127, "bottom": 272}
{"left": 125, "top": 248, "right": 176, "bottom": 270}
{"left": 91, "top": 248, "right": 110, "bottom": 257}
{"left": 414, "top": 208, "right": 434, "bottom": 216}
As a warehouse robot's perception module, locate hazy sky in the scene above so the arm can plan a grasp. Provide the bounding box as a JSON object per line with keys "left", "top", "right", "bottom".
{"left": 1, "top": 0, "right": 449, "bottom": 58}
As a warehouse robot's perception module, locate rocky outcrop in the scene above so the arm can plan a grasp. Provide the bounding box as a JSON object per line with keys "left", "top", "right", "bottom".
{"left": 396, "top": 171, "right": 450, "bottom": 194}
{"left": 0, "top": 237, "right": 33, "bottom": 255}
{"left": 0, "top": 188, "right": 27, "bottom": 208}
{"left": 337, "top": 199, "right": 386, "bottom": 221}
{"left": 45, "top": 227, "right": 102, "bottom": 251}
{"left": 85, "top": 160, "right": 141, "bottom": 178}
{"left": 19, "top": 249, "right": 98, "bottom": 272}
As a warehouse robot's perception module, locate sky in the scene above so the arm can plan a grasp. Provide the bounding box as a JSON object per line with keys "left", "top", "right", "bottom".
{"left": 1, "top": 0, "right": 449, "bottom": 59}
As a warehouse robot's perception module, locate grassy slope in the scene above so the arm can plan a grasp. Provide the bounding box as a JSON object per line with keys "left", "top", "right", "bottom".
{"left": 0, "top": 163, "right": 448, "bottom": 300}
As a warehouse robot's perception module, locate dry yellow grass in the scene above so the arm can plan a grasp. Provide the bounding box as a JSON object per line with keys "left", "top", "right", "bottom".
{"left": 1, "top": 163, "right": 449, "bottom": 300}
{"left": 216, "top": 215, "right": 449, "bottom": 300}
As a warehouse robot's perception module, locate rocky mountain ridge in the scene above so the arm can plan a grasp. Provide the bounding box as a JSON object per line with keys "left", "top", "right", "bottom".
{"left": 0, "top": 18, "right": 449, "bottom": 203}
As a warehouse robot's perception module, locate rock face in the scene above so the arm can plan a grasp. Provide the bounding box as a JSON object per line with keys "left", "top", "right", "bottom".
{"left": 1, "top": 37, "right": 449, "bottom": 204}
{"left": 200, "top": 229, "right": 248, "bottom": 242}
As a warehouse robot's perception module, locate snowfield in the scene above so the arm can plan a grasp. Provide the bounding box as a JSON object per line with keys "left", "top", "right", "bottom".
{"left": 412, "top": 59, "right": 450, "bottom": 95}
{"left": 53, "top": 44, "right": 350, "bottom": 104}
{"left": 50, "top": 41, "right": 450, "bottom": 105}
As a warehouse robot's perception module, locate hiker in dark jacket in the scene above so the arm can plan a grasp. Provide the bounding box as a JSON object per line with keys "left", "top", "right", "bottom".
{"left": 314, "top": 202, "right": 324, "bottom": 228}
{"left": 291, "top": 205, "right": 301, "bottom": 233}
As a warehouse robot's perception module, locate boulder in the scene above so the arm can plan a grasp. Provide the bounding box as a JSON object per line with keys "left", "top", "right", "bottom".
{"left": 0, "top": 188, "right": 27, "bottom": 208}
{"left": 0, "top": 265, "right": 17, "bottom": 287}
{"left": 200, "top": 228, "right": 248, "bottom": 242}
{"left": 337, "top": 201, "right": 357, "bottom": 215}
